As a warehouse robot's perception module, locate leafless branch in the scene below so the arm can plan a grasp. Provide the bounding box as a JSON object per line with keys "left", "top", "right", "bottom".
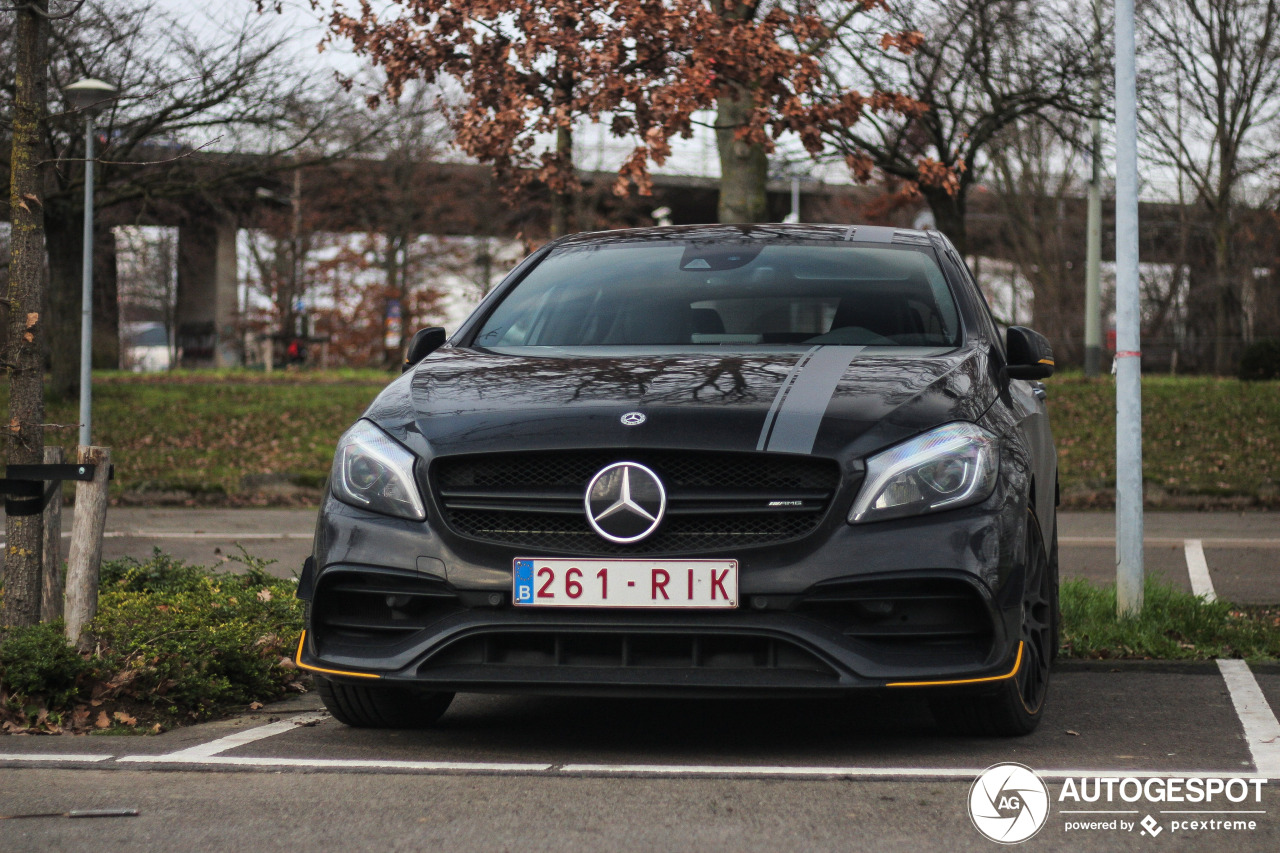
{"left": 37, "top": 137, "right": 221, "bottom": 167}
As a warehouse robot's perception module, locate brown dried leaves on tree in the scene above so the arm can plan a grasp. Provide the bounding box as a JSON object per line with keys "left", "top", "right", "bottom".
{"left": 325, "top": 1, "right": 946, "bottom": 227}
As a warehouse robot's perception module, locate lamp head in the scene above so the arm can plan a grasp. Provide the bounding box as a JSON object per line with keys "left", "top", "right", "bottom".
{"left": 64, "top": 78, "right": 118, "bottom": 115}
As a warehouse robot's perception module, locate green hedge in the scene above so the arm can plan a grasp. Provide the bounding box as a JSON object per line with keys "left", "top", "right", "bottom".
{"left": 0, "top": 550, "right": 305, "bottom": 734}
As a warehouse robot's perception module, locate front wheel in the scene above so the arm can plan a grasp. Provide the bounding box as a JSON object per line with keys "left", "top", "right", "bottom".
{"left": 318, "top": 677, "right": 454, "bottom": 729}
{"left": 932, "top": 509, "right": 1054, "bottom": 736}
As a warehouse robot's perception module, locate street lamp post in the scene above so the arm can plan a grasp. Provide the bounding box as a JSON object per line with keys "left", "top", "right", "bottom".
{"left": 63, "top": 78, "right": 118, "bottom": 448}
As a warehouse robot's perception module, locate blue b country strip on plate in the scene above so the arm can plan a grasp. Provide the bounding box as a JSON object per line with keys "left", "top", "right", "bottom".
{"left": 514, "top": 559, "right": 534, "bottom": 603}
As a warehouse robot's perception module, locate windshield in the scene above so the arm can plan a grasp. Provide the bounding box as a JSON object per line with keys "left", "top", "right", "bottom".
{"left": 474, "top": 240, "right": 962, "bottom": 349}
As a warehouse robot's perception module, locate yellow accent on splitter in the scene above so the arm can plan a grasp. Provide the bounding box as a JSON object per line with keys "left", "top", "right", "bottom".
{"left": 294, "top": 630, "right": 382, "bottom": 679}
{"left": 886, "top": 641, "right": 1023, "bottom": 688}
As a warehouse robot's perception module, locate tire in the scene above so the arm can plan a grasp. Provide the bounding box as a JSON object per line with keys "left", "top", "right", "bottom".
{"left": 1047, "top": 516, "right": 1061, "bottom": 663}
{"left": 317, "top": 677, "right": 454, "bottom": 729}
{"left": 932, "top": 508, "right": 1053, "bottom": 737}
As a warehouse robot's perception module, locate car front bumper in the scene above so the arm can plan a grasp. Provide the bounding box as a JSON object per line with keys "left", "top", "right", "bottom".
{"left": 298, "top": 484, "right": 1033, "bottom": 696}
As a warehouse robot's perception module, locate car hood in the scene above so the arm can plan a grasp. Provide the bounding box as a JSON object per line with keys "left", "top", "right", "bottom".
{"left": 366, "top": 345, "right": 998, "bottom": 460}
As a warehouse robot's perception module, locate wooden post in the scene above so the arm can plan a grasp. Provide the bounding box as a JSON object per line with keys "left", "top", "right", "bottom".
{"left": 40, "top": 446, "right": 65, "bottom": 622}
{"left": 64, "top": 446, "right": 110, "bottom": 648}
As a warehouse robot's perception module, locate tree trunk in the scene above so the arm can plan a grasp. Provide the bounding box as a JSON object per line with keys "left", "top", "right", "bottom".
{"left": 64, "top": 446, "right": 110, "bottom": 649}
{"left": 1211, "top": 220, "right": 1238, "bottom": 375}
{"left": 45, "top": 207, "right": 82, "bottom": 400}
{"left": 41, "top": 445, "right": 65, "bottom": 623}
{"left": 921, "top": 185, "right": 968, "bottom": 257}
{"left": 550, "top": 125, "right": 574, "bottom": 238}
{"left": 715, "top": 90, "right": 769, "bottom": 224}
{"left": 3, "top": 0, "right": 50, "bottom": 629}
{"left": 93, "top": 222, "right": 120, "bottom": 369}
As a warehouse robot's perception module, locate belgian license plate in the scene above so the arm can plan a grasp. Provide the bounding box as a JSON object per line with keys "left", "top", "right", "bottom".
{"left": 513, "top": 558, "right": 738, "bottom": 608}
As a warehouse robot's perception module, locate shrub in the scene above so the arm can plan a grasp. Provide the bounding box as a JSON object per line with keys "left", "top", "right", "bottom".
{"left": 101, "top": 549, "right": 213, "bottom": 594}
{"left": 1, "top": 551, "right": 305, "bottom": 733}
{"left": 91, "top": 550, "right": 305, "bottom": 720}
{"left": 0, "top": 621, "right": 94, "bottom": 707}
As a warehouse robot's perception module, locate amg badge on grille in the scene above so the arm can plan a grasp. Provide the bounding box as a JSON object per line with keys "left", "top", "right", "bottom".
{"left": 585, "top": 462, "right": 666, "bottom": 543}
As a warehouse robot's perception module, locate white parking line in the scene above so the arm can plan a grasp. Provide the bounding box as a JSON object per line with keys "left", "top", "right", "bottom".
{"left": 1217, "top": 660, "right": 1280, "bottom": 779}
{"left": 555, "top": 765, "right": 1268, "bottom": 780}
{"left": 0, "top": 753, "right": 112, "bottom": 763}
{"left": 0, "top": 752, "right": 1259, "bottom": 780}
{"left": 119, "top": 755, "right": 555, "bottom": 772}
{"left": 115, "top": 712, "right": 327, "bottom": 761}
{"left": 1184, "top": 539, "right": 1218, "bottom": 602}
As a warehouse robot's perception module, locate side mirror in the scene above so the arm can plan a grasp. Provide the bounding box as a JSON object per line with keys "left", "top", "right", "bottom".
{"left": 1006, "top": 326, "right": 1055, "bottom": 380}
{"left": 402, "top": 327, "right": 447, "bottom": 373}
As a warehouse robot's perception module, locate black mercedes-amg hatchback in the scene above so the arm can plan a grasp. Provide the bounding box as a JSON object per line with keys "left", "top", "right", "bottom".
{"left": 297, "top": 223, "right": 1058, "bottom": 736}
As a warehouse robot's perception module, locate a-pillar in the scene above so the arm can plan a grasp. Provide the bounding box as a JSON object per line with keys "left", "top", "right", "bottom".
{"left": 176, "top": 218, "right": 240, "bottom": 367}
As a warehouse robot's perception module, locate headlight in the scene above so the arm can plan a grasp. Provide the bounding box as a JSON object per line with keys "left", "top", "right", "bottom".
{"left": 848, "top": 422, "right": 998, "bottom": 523}
{"left": 330, "top": 420, "right": 426, "bottom": 520}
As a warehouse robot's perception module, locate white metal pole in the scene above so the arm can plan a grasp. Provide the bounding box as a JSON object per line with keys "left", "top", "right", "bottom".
{"left": 1114, "top": 0, "right": 1144, "bottom": 616}
{"left": 78, "top": 115, "right": 95, "bottom": 448}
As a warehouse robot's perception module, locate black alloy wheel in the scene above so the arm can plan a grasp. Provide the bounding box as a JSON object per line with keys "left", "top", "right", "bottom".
{"left": 932, "top": 508, "right": 1054, "bottom": 736}
{"left": 1015, "top": 507, "right": 1054, "bottom": 717}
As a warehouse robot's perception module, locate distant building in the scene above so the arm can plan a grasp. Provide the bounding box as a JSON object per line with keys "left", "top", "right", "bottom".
{"left": 123, "top": 322, "right": 172, "bottom": 372}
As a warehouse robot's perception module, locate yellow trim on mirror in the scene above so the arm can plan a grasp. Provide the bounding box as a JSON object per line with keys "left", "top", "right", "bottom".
{"left": 886, "top": 641, "right": 1023, "bottom": 688}
{"left": 1037, "top": 358, "right": 1055, "bottom": 365}
{"left": 294, "top": 631, "right": 382, "bottom": 679}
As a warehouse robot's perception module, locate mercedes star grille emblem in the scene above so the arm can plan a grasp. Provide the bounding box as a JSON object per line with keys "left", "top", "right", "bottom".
{"left": 620, "top": 411, "right": 646, "bottom": 426}
{"left": 585, "top": 462, "right": 666, "bottom": 543}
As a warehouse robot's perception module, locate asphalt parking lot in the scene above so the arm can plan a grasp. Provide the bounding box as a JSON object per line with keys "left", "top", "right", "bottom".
{"left": 2, "top": 509, "right": 1278, "bottom": 850}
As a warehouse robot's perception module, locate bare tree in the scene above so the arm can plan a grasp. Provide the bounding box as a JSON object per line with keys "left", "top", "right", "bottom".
{"left": 241, "top": 81, "right": 466, "bottom": 366}
{"left": 986, "top": 112, "right": 1091, "bottom": 362}
{"left": 3, "top": 0, "right": 51, "bottom": 627}
{"left": 1, "top": 1, "right": 384, "bottom": 396}
{"left": 1139, "top": 0, "right": 1280, "bottom": 373}
{"left": 116, "top": 224, "right": 177, "bottom": 367}
{"left": 817, "top": 0, "right": 1099, "bottom": 255}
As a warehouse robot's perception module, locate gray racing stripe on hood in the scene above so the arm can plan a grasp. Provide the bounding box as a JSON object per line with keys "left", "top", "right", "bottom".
{"left": 756, "top": 347, "right": 819, "bottom": 451}
{"left": 762, "top": 346, "right": 864, "bottom": 454}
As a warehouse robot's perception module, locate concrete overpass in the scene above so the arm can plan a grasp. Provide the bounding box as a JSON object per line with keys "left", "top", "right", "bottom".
{"left": 5, "top": 150, "right": 1229, "bottom": 367}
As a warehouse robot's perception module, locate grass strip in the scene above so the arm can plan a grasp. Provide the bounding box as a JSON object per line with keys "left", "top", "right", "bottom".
{"left": 1051, "top": 373, "right": 1280, "bottom": 505}
{"left": 1060, "top": 577, "right": 1280, "bottom": 661}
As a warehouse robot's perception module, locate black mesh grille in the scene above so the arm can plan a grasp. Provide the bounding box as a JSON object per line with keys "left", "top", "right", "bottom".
{"left": 436, "top": 451, "right": 838, "bottom": 491}
{"left": 312, "top": 569, "right": 463, "bottom": 653}
{"left": 796, "top": 577, "right": 995, "bottom": 664}
{"left": 422, "top": 630, "right": 836, "bottom": 678}
{"left": 434, "top": 450, "right": 842, "bottom": 555}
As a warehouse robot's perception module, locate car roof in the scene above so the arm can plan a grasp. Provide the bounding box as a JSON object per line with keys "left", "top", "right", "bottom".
{"left": 553, "top": 223, "right": 938, "bottom": 248}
